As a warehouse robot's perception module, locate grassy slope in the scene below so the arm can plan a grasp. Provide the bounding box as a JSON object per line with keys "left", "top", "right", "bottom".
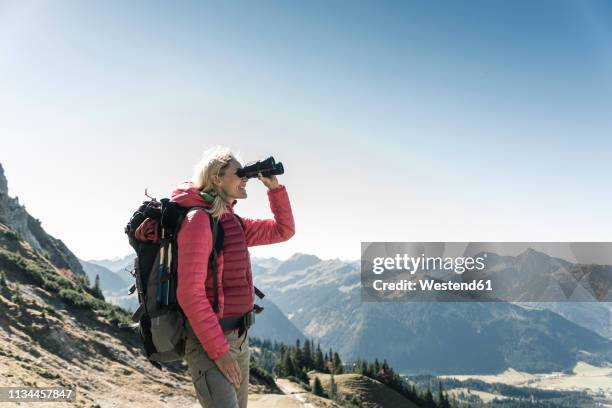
{"left": 309, "top": 371, "right": 421, "bottom": 408}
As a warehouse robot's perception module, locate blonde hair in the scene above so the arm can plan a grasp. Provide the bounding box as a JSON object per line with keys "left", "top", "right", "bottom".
{"left": 192, "top": 146, "right": 242, "bottom": 218}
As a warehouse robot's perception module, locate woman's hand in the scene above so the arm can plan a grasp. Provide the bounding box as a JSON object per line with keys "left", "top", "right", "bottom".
{"left": 257, "top": 173, "right": 280, "bottom": 190}
{"left": 214, "top": 351, "right": 241, "bottom": 389}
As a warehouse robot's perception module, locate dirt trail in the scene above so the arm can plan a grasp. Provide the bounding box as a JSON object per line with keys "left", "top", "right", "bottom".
{"left": 249, "top": 379, "right": 315, "bottom": 408}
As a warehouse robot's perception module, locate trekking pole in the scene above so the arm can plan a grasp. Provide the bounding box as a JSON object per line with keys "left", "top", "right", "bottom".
{"left": 156, "top": 230, "right": 166, "bottom": 305}
{"left": 165, "top": 243, "right": 172, "bottom": 306}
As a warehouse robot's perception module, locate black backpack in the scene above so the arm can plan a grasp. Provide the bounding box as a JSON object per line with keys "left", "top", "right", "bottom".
{"left": 125, "top": 198, "right": 238, "bottom": 368}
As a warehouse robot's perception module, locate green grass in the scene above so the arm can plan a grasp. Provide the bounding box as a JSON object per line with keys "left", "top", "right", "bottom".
{"left": 0, "top": 247, "right": 131, "bottom": 326}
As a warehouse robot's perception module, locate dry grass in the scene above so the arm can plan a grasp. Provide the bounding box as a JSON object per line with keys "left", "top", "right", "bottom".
{"left": 308, "top": 371, "right": 420, "bottom": 408}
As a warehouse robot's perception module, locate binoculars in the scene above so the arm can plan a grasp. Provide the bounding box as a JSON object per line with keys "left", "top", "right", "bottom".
{"left": 236, "top": 156, "right": 284, "bottom": 179}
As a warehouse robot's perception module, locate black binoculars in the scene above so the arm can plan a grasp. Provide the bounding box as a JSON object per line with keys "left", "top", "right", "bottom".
{"left": 236, "top": 156, "right": 284, "bottom": 179}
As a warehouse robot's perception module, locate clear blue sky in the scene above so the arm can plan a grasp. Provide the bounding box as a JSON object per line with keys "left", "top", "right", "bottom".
{"left": 1, "top": 1, "right": 611, "bottom": 261}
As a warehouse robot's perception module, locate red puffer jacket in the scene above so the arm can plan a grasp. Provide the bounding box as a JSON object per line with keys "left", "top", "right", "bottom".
{"left": 171, "top": 182, "right": 295, "bottom": 360}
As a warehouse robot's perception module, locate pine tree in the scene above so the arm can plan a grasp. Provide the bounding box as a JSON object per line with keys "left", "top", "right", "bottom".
{"left": 313, "top": 377, "right": 325, "bottom": 397}
{"left": 294, "top": 339, "right": 304, "bottom": 370}
{"left": 303, "top": 339, "right": 312, "bottom": 370}
{"left": 93, "top": 274, "right": 104, "bottom": 299}
{"left": 422, "top": 389, "right": 435, "bottom": 408}
{"left": 437, "top": 381, "right": 451, "bottom": 408}
{"left": 360, "top": 360, "right": 368, "bottom": 376}
{"left": 333, "top": 352, "right": 343, "bottom": 374}
{"left": 273, "top": 353, "right": 284, "bottom": 377}
{"left": 438, "top": 381, "right": 445, "bottom": 407}
{"left": 0, "top": 270, "right": 7, "bottom": 287}
{"left": 282, "top": 349, "right": 295, "bottom": 377}
{"left": 314, "top": 343, "right": 324, "bottom": 371}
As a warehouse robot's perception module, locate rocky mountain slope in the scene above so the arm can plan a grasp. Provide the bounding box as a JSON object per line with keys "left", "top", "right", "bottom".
{"left": 249, "top": 297, "right": 306, "bottom": 345}
{"left": 0, "top": 163, "right": 84, "bottom": 276}
{"left": 0, "top": 221, "right": 200, "bottom": 406}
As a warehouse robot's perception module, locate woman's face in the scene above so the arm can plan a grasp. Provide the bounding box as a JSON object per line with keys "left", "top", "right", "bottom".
{"left": 217, "top": 160, "right": 248, "bottom": 202}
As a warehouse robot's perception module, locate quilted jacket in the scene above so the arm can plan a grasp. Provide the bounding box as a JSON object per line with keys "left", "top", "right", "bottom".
{"left": 171, "top": 182, "right": 295, "bottom": 360}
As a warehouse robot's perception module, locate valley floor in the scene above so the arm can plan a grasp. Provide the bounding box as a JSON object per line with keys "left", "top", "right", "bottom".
{"left": 439, "top": 361, "right": 612, "bottom": 406}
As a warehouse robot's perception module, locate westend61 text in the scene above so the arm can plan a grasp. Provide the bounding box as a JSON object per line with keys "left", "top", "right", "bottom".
{"left": 373, "top": 279, "right": 493, "bottom": 292}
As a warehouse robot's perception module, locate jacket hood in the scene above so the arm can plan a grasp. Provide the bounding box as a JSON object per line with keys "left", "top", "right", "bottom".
{"left": 170, "top": 181, "right": 237, "bottom": 210}
{"left": 171, "top": 181, "right": 211, "bottom": 208}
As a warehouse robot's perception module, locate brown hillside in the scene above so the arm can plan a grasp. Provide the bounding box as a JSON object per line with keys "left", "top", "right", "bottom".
{"left": 309, "top": 371, "right": 421, "bottom": 408}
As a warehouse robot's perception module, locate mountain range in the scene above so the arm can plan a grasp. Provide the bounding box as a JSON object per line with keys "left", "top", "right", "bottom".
{"left": 251, "top": 253, "right": 612, "bottom": 375}
{"left": 83, "top": 249, "right": 612, "bottom": 376}
{"left": 82, "top": 249, "right": 612, "bottom": 376}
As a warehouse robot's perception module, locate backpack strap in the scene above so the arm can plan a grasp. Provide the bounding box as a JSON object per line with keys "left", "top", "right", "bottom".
{"left": 233, "top": 213, "right": 265, "bottom": 301}
{"left": 234, "top": 214, "right": 245, "bottom": 230}
{"left": 208, "top": 214, "right": 222, "bottom": 313}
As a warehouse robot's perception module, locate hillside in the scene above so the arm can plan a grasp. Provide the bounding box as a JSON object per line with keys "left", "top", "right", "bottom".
{"left": 309, "top": 371, "right": 421, "bottom": 408}
{"left": 0, "top": 221, "right": 200, "bottom": 406}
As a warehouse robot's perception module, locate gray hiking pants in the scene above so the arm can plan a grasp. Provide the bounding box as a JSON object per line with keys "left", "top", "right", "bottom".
{"left": 184, "top": 323, "right": 250, "bottom": 408}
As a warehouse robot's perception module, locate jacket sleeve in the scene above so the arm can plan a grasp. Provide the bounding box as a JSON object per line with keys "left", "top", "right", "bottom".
{"left": 242, "top": 185, "right": 295, "bottom": 247}
{"left": 176, "top": 210, "right": 229, "bottom": 360}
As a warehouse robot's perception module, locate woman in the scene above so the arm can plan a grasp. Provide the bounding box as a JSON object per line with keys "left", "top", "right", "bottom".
{"left": 171, "top": 146, "right": 295, "bottom": 408}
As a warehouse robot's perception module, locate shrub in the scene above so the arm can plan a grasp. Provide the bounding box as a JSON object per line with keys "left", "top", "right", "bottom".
{"left": 313, "top": 377, "right": 326, "bottom": 397}
{"left": 0, "top": 249, "right": 79, "bottom": 294}
{"left": 250, "top": 365, "right": 276, "bottom": 388}
{"left": 12, "top": 283, "right": 24, "bottom": 304}
{"left": 106, "top": 307, "right": 132, "bottom": 326}
{"left": 0, "top": 248, "right": 132, "bottom": 326}
{"left": 58, "top": 288, "right": 96, "bottom": 309}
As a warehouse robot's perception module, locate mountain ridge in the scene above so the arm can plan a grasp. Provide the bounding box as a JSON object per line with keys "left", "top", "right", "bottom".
{"left": 251, "top": 251, "right": 612, "bottom": 375}
{"left": 0, "top": 164, "right": 84, "bottom": 277}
